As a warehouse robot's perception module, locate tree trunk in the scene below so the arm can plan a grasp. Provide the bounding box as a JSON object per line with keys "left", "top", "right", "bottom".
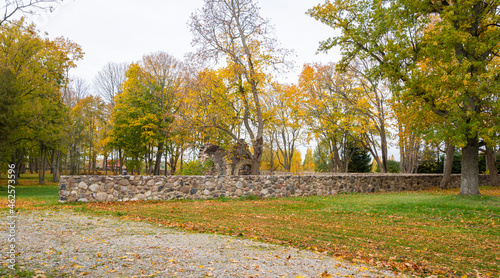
{"left": 440, "top": 143, "right": 455, "bottom": 189}
{"left": 179, "top": 150, "right": 184, "bottom": 173}
{"left": 153, "top": 142, "right": 164, "bottom": 175}
{"left": 111, "top": 151, "right": 115, "bottom": 174}
{"left": 104, "top": 153, "right": 107, "bottom": 175}
{"left": 76, "top": 145, "right": 80, "bottom": 175}
{"left": 270, "top": 138, "right": 274, "bottom": 174}
{"left": 29, "top": 153, "right": 34, "bottom": 174}
{"left": 34, "top": 153, "right": 38, "bottom": 174}
{"left": 460, "top": 137, "right": 480, "bottom": 195}
{"left": 164, "top": 151, "right": 168, "bottom": 176}
{"left": 380, "top": 126, "right": 388, "bottom": 174}
{"left": 38, "top": 144, "right": 46, "bottom": 185}
{"left": 53, "top": 150, "right": 60, "bottom": 183}
{"left": 49, "top": 149, "right": 55, "bottom": 174}
{"left": 12, "top": 149, "right": 24, "bottom": 185}
{"left": 486, "top": 145, "right": 500, "bottom": 186}
{"left": 38, "top": 145, "right": 43, "bottom": 184}
{"left": 250, "top": 137, "right": 263, "bottom": 175}
{"left": 136, "top": 156, "right": 140, "bottom": 175}
{"left": 118, "top": 148, "right": 123, "bottom": 174}
{"left": 16, "top": 149, "right": 24, "bottom": 183}
{"left": 331, "top": 142, "right": 341, "bottom": 173}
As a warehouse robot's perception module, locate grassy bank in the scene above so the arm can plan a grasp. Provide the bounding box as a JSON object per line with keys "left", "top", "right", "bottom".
{"left": 1, "top": 175, "right": 499, "bottom": 277}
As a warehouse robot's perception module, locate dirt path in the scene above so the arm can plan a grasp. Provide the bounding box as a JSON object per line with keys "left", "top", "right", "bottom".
{"left": 1, "top": 210, "right": 401, "bottom": 277}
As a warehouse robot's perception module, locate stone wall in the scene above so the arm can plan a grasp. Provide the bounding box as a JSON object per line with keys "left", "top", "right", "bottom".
{"left": 58, "top": 174, "right": 492, "bottom": 203}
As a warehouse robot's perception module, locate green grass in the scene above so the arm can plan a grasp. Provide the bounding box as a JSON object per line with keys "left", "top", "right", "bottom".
{"left": 0, "top": 173, "right": 60, "bottom": 207}
{"left": 1, "top": 174, "right": 499, "bottom": 277}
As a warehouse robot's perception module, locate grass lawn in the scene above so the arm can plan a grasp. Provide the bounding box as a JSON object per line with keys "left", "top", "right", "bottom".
{"left": 1, "top": 174, "right": 499, "bottom": 277}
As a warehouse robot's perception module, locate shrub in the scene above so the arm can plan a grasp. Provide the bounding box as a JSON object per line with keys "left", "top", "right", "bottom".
{"left": 180, "top": 160, "right": 213, "bottom": 175}
{"left": 375, "top": 160, "right": 401, "bottom": 173}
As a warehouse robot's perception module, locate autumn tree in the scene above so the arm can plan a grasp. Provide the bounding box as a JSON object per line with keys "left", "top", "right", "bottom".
{"left": 300, "top": 62, "right": 387, "bottom": 173}
{"left": 109, "top": 55, "right": 186, "bottom": 176}
{"left": 184, "top": 67, "right": 247, "bottom": 157}
{"left": 73, "top": 95, "right": 105, "bottom": 174}
{"left": 309, "top": 0, "right": 500, "bottom": 195}
{"left": 141, "top": 52, "right": 183, "bottom": 175}
{"left": 290, "top": 150, "right": 303, "bottom": 173}
{"left": 189, "top": 0, "right": 289, "bottom": 175}
{"left": 264, "top": 84, "right": 306, "bottom": 172}
{"left": 300, "top": 63, "right": 352, "bottom": 173}
{"left": 61, "top": 77, "right": 89, "bottom": 175}
{"left": 1, "top": 0, "right": 60, "bottom": 25}
{"left": 110, "top": 64, "right": 150, "bottom": 175}
{"left": 92, "top": 62, "right": 128, "bottom": 174}
{"left": 0, "top": 19, "right": 82, "bottom": 183}
{"left": 343, "top": 59, "right": 391, "bottom": 173}
{"left": 302, "top": 148, "right": 315, "bottom": 172}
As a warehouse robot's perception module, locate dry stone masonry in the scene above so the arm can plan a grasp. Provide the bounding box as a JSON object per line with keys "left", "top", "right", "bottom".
{"left": 58, "top": 174, "right": 491, "bottom": 203}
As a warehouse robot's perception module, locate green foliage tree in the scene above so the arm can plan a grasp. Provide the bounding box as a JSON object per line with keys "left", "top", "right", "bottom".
{"left": 0, "top": 19, "right": 82, "bottom": 183}
{"left": 110, "top": 64, "right": 151, "bottom": 175}
{"left": 309, "top": 0, "right": 500, "bottom": 195}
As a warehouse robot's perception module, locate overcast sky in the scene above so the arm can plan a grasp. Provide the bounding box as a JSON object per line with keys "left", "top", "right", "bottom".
{"left": 26, "top": 0, "right": 339, "bottom": 87}
{"left": 22, "top": 0, "right": 400, "bottom": 160}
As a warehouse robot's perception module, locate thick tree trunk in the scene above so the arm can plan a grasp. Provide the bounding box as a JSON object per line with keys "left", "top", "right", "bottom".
{"left": 13, "top": 149, "right": 24, "bottom": 185}
{"left": 331, "top": 142, "right": 341, "bottom": 173}
{"left": 380, "top": 126, "right": 388, "bottom": 174}
{"left": 250, "top": 137, "right": 263, "bottom": 175}
{"left": 486, "top": 145, "right": 500, "bottom": 186}
{"left": 53, "top": 150, "right": 60, "bottom": 183}
{"left": 460, "top": 138, "right": 480, "bottom": 195}
{"left": 440, "top": 143, "right": 455, "bottom": 189}
{"left": 153, "top": 142, "right": 164, "bottom": 175}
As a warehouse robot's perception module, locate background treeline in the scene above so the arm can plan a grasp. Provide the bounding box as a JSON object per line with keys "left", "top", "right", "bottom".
{"left": 1, "top": 0, "right": 500, "bottom": 192}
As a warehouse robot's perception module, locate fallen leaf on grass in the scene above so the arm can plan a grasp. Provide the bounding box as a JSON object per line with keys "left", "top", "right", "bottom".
{"left": 320, "top": 270, "right": 332, "bottom": 277}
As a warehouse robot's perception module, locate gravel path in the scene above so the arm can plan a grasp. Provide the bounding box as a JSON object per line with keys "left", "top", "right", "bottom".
{"left": 1, "top": 210, "right": 401, "bottom": 278}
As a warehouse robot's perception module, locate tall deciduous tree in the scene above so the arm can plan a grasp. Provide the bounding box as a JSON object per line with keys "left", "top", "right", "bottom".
{"left": 264, "top": 84, "right": 306, "bottom": 172}
{"left": 0, "top": 19, "right": 82, "bottom": 183}
{"left": 73, "top": 95, "right": 105, "bottom": 174}
{"left": 94, "top": 62, "right": 128, "bottom": 109}
{"left": 309, "top": 0, "right": 500, "bottom": 195}
{"left": 141, "top": 52, "right": 183, "bottom": 175}
{"left": 93, "top": 62, "right": 128, "bottom": 174}
{"left": 300, "top": 63, "right": 353, "bottom": 173}
{"left": 189, "top": 0, "right": 289, "bottom": 175}
{"left": 300, "top": 62, "right": 388, "bottom": 173}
